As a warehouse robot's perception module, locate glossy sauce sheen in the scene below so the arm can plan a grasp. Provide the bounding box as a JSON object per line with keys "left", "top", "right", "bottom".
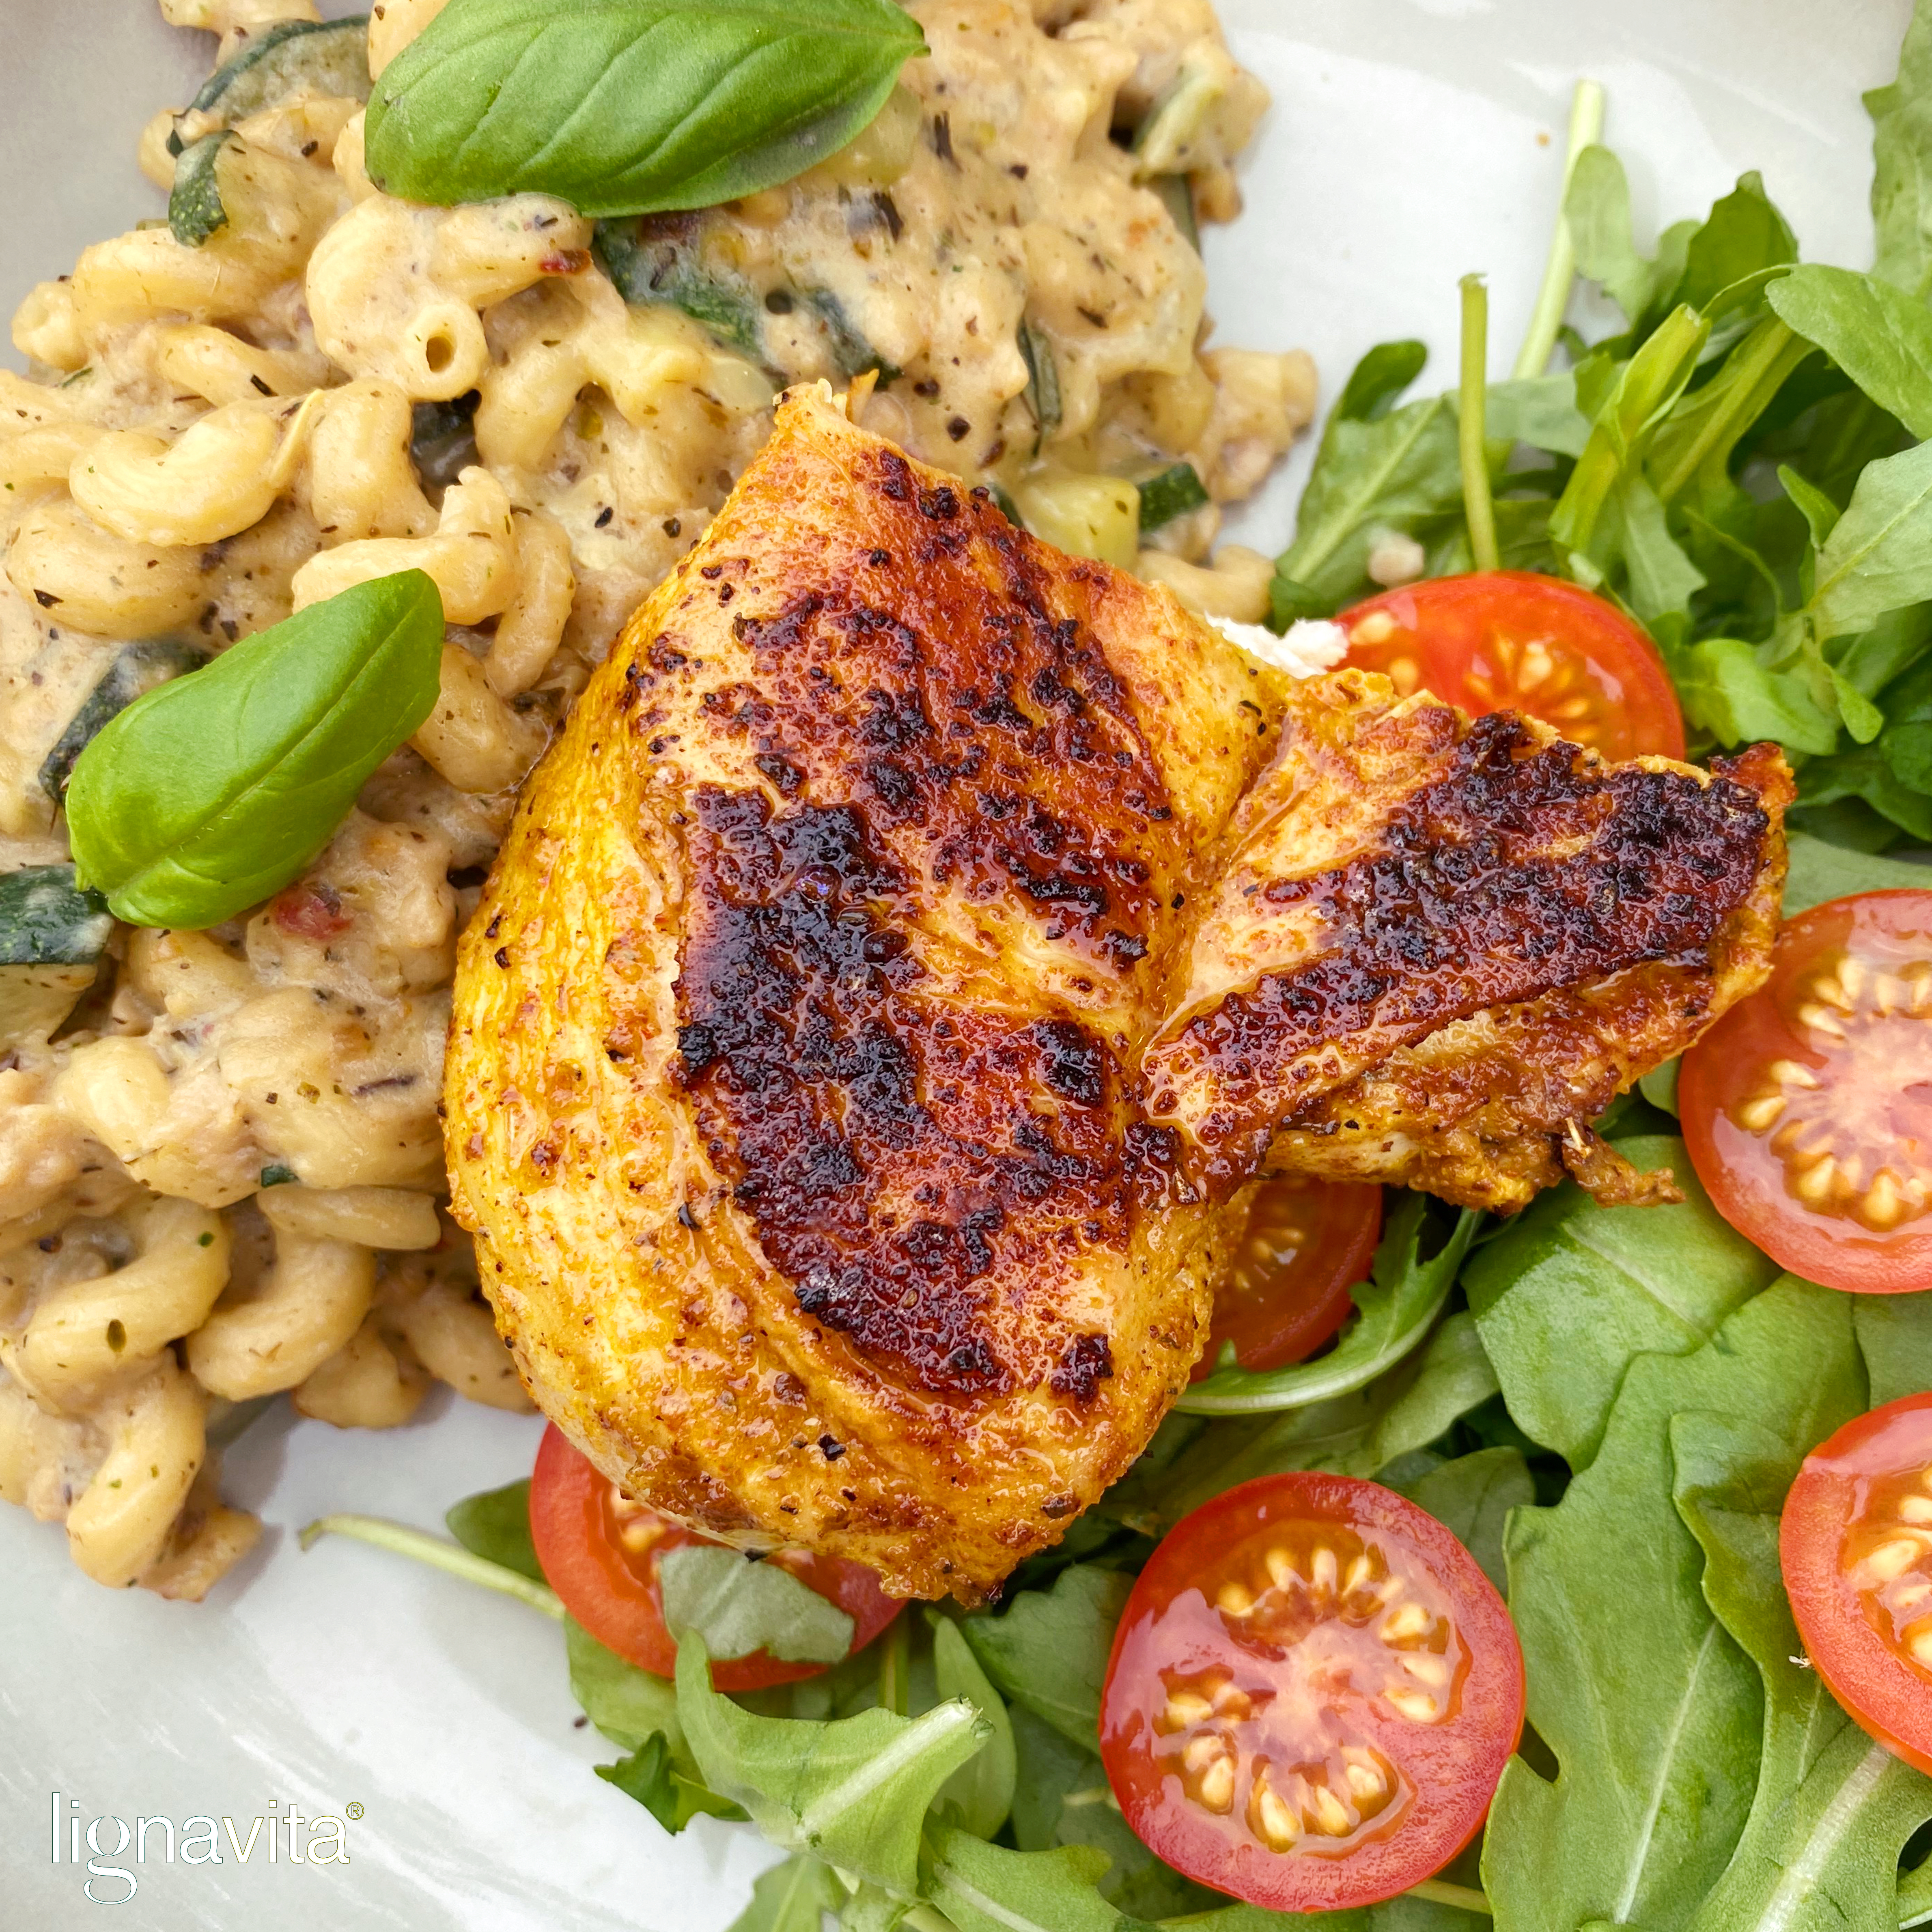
{"left": 446, "top": 390, "right": 1790, "bottom": 1600}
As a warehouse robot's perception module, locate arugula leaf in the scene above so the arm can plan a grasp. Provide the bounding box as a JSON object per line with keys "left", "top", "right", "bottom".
{"left": 1670, "top": 173, "right": 1799, "bottom": 317}
{"left": 66, "top": 570, "right": 444, "bottom": 929}
{"left": 1674, "top": 1409, "right": 1932, "bottom": 1932}
{"left": 1465, "top": 1135, "right": 1780, "bottom": 1469}
{"left": 958, "top": 1566, "right": 1129, "bottom": 1752}
{"left": 595, "top": 1729, "right": 747, "bottom": 1833}
{"left": 1333, "top": 340, "right": 1429, "bottom": 424}
{"left": 1648, "top": 314, "right": 1813, "bottom": 510}
{"left": 1487, "top": 371, "right": 1592, "bottom": 457}
{"left": 1869, "top": 0, "right": 1932, "bottom": 300}
{"left": 926, "top": 1828, "right": 1160, "bottom": 1932}
{"left": 365, "top": 0, "right": 929, "bottom": 218}
{"left": 1855, "top": 1292, "right": 1932, "bottom": 1407}
{"left": 1565, "top": 144, "right": 1663, "bottom": 324}
{"left": 1394, "top": 1447, "right": 1534, "bottom": 1598}
{"left": 1180, "top": 1197, "right": 1479, "bottom": 1414}
{"left": 1784, "top": 829, "right": 1932, "bottom": 911}
{"left": 1801, "top": 743, "right": 1932, "bottom": 841}
{"left": 1880, "top": 650, "right": 1932, "bottom": 793}
{"left": 930, "top": 1615, "right": 1017, "bottom": 1840}
{"left": 1669, "top": 637, "right": 1841, "bottom": 756}
{"left": 728, "top": 1854, "right": 844, "bottom": 1932}
{"left": 1808, "top": 437, "right": 1932, "bottom": 641}
{"left": 1769, "top": 266, "right": 1932, "bottom": 438}
{"left": 676, "top": 1633, "right": 989, "bottom": 1895}
{"left": 445, "top": 1478, "right": 543, "bottom": 1584}
{"left": 1485, "top": 1280, "right": 1867, "bottom": 1932}
{"left": 657, "top": 1546, "right": 855, "bottom": 1665}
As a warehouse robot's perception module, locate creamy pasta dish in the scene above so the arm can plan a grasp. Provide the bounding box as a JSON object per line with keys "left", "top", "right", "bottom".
{"left": 0, "top": 0, "right": 1310, "bottom": 1599}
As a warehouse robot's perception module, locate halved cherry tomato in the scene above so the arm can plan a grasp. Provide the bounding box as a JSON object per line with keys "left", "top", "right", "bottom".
{"left": 1681, "top": 890, "right": 1932, "bottom": 1293}
{"left": 1099, "top": 1473, "right": 1524, "bottom": 1912}
{"left": 1340, "top": 571, "right": 1687, "bottom": 761}
{"left": 1193, "top": 1180, "right": 1383, "bottom": 1381}
{"left": 1782, "top": 1393, "right": 1932, "bottom": 1776}
{"left": 528, "top": 1424, "right": 902, "bottom": 1690}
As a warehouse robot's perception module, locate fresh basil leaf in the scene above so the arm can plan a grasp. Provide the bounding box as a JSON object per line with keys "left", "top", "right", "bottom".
{"left": 1484, "top": 1280, "right": 1864, "bottom": 1932}
{"left": 1674, "top": 1409, "right": 1932, "bottom": 1932}
{"left": 1392, "top": 1446, "right": 1533, "bottom": 1599}
{"left": 596, "top": 1729, "right": 747, "bottom": 1833}
{"left": 959, "top": 1565, "right": 1129, "bottom": 1753}
{"left": 1768, "top": 265, "right": 1932, "bottom": 438}
{"left": 1670, "top": 636, "right": 1841, "bottom": 756}
{"left": 1869, "top": 0, "right": 1932, "bottom": 301}
{"left": 931, "top": 1615, "right": 1016, "bottom": 1840}
{"left": 365, "top": 0, "right": 929, "bottom": 219}
{"left": 1179, "top": 1195, "right": 1480, "bottom": 1415}
{"left": 1465, "top": 1136, "right": 1779, "bottom": 1470}
{"left": 1784, "top": 828, "right": 1932, "bottom": 913}
{"left": 1809, "top": 437, "right": 1932, "bottom": 641}
{"left": 728, "top": 1853, "right": 844, "bottom": 1932}
{"left": 676, "top": 1633, "right": 987, "bottom": 1895}
{"left": 65, "top": 570, "right": 444, "bottom": 930}
{"left": 445, "top": 1478, "right": 544, "bottom": 1583}
{"left": 924, "top": 1829, "right": 1143, "bottom": 1932}
{"left": 658, "top": 1545, "right": 855, "bottom": 1665}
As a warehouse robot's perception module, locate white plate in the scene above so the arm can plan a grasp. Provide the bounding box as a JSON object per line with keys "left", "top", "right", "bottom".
{"left": 0, "top": 2, "right": 1913, "bottom": 1926}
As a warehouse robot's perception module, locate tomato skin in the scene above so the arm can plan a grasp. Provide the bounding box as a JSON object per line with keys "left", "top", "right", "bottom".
{"left": 1193, "top": 1180, "right": 1383, "bottom": 1381}
{"left": 1099, "top": 1473, "right": 1524, "bottom": 1912}
{"left": 1782, "top": 1395, "right": 1932, "bottom": 1778}
{"left": 528, "top": 1424, "right": 902, "bottom": 1690}
{"left": 1681, "top": 890, "right": 1932, "bottom": 1294}
{"left": 1340, "top": 571, "right": 1687, "bottom": 762}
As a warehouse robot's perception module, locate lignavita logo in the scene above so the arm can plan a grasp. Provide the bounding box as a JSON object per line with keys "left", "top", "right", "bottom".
{"left": 51, "top": 1793, "right": 356, "bottom": 1904}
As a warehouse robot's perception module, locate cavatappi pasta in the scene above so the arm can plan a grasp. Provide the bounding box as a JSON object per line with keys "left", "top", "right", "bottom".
{"left": 0, "top": 0, "right": 1311, "bottom": 1597}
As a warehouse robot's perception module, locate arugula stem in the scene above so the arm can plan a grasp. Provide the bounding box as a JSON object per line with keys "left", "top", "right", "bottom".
{"left": 299, "top": 1512, "right": 564, "bottom": 1620}
{"left": 1409, "top": 1878, "right": 1494, "bottom": 1915}
{"left": 1650, "top": 318, "right": 1799, "bottom": 504}
{"left": 1460, "top": 275, "right": 1502, "bottom": 574}
{"left": 1513, "top": 78, "right": 1607, "bottom": 378}
{"left": 879, "top": 1612, "right": 911, "bottom": 1717}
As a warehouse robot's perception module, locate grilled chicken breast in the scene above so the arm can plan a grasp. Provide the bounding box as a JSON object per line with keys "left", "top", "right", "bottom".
{"left": 446, "top": 386, "right": 1788, "bottom": 1600}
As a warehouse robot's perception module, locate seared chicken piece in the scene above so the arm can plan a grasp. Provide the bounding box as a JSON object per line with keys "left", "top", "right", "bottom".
{"left": 1146, "top": 674, "right": 1792, "bottom": 1212}
{"left": 446, "top": 387, "right": 1788, "bottom": 1600}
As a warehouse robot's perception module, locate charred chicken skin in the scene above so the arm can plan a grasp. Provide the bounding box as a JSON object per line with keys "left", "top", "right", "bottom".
{"left": 445, "top": 387, "right": 1789, "bottom": 1602}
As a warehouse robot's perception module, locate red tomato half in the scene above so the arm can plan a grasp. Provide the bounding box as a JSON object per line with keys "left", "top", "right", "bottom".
{"left": 1782, "top": 1394, "right": 1932, "bottom": 1776}
{"left": 528, "top": 1424, "right": 902, "bottom": 1690}
{"left": 1340, "top": 571, "right": 1686, "bottom": 761}
{"left": 1099, "top": 1473, "right": 1524, "bottom": 1912}
{"left": 1193, "top": 1180, "right": 1383, "bottom": 1381}
{"left": 1681, "top": 890, "right": 1932, "bottom": 1293}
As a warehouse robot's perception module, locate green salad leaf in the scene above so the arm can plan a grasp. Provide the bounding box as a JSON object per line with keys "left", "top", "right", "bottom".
{"left": 1869, "top": 0, "right": 1932, "bottom": 299}
{"left": 445, "top": 1478, "right": 544, "bottom": 1584}
{"left": 931, "top": 1615, "right": 1017, "bottom": 1840}
{"left": 958, "top": 1565, "right": 1129, "bottom": 1752}
{"left": 657, "top": 1546, "right": 855, "bottom": 1665}
{"left": 676, "top": 1633, "right": 989, "bottom": 1895}
{"left": 728, "top": 1854, "right": 844, "bottom": 1932}
{"left": 1180, "top": 1197, "right": 1479, "bottom": 1414}
{"left": 365, "top": 0, "right": 928, "bottom": 218}
{"left": 1784, "top": 828, "right": 1931, "bottom": 910}
{"left": 924, "top": 1829, "right": 1148, "bottom": 1932}
{"left": 1465, "top": 1135, "right": 1780, "bottom": 1468}
{"left": 1392, "top": 1447, "right": 1534, "bottom": 1597}
{"left": 1769, "top": 265, "right": 1932, "bottom": 439}
{"left": 1484, "top": 1280, "right": 1867, "bottom": 1932}
{"left": 65, "top": 570, "right": 445, "bottom": 930}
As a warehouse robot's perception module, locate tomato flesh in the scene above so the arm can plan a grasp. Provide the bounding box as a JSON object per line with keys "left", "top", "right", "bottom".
{"left": 1100, "top": 1473, "right": 1524, "bottom": 1911}
{"left": 1681, "top": 890, "right": 1932, "bottom": 1293}
{"left": 1194, "top": 1180, "right": 1383, "bottom": 1381}
{"left": 528, "top": 1424, "right": 902, "bottom": 1690}
{"left": 1340, "top": 571, "right": 1687, "bottom": 761}
{"left": 1782, "top": 1394, "right": 1932, "bottom": 1777}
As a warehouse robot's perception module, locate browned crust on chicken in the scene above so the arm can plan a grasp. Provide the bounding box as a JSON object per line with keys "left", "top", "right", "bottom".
{"left": 446, "top": 386, "right": 1278, "bottom": 1602}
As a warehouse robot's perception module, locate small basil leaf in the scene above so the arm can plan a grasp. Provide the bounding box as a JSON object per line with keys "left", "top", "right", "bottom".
{"left": 365, "top": 0, "right": 929, "bottom": 220}
{"left": 66, "top": 570, "right": 445, "bottom": 930}
{"left": 657, "top": 1544, "right": 855, "bottom": 1664}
